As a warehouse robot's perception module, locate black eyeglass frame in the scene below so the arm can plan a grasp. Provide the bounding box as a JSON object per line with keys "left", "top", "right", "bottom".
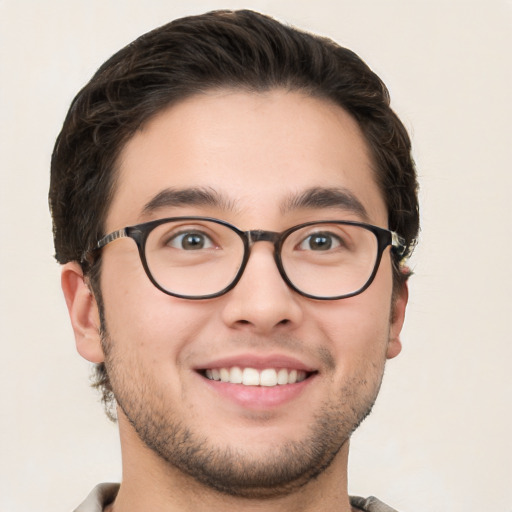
{"left": 89, "top": 217, "right": 406, "bottom": 301}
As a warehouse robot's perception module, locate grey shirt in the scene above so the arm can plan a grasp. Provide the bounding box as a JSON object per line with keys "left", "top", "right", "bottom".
{"left": 74, "top": 483, "right": 399, "bottom": 512}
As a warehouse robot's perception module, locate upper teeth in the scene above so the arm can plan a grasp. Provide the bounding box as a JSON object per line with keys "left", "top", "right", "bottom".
{"left": 205, "top": 367, "right": 307, "bottom": 387}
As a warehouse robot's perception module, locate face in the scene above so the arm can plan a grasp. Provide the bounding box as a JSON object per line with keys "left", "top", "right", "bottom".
{"left": 64, "top": 90, "right": 406, "bottom": 497}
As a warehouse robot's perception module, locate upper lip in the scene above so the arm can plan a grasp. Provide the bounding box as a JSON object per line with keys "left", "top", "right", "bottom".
{"left": 194, "top": 353, "right": 317, "bottom": 372}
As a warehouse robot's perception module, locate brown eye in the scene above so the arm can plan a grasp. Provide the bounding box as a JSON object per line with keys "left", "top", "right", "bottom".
{"left": 298, "top": 232, "right": 342, "bottom": 251}
{"left": 167, "top": 231, "right": 214, "bottom": 250}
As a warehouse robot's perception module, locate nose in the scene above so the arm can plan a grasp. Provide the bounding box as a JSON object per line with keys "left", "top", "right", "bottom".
{"left": 220, "top": 242, "right": 304, "bottom": 334}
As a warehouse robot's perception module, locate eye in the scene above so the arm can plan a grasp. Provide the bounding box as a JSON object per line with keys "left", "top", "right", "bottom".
{"left": 167, "top": 231, "right": 215, "bottom": 250}
{"left": 297, "top": 232, "right": 342, "bottom": 251}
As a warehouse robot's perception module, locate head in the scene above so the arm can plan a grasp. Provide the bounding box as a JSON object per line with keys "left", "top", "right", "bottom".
{"left": 51, "top": 9, "right": 419, "bottom": 498}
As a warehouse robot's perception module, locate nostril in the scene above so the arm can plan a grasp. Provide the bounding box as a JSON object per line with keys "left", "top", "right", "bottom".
{"left": 233, "top": 318, "right": 290, "bottom": 328}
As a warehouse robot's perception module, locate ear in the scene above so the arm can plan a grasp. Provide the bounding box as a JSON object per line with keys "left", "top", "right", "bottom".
{"left": 386, "top": 277, "right": 409, "bottom": 360}
{"left": 61, "top": 262, "right": 105, "bottom": 363}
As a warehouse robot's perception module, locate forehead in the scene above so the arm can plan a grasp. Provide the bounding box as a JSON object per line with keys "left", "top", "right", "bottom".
{"left": 108, "top": 89, "right": 387, "bottom": 229}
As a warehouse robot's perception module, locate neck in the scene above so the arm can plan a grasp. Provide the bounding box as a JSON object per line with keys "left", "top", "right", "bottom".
{"left": 109, "top": 414, "right": 354, "bottom": 512}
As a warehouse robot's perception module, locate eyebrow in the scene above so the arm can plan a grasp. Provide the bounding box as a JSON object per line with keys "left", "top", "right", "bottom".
{"left": 141, "top": 187, "right": 238, "bottom": 216}
{"left": 141, "top": 185, "right": 369, "bottom": 221}
{"left": 282, "top": 187, "right": 369, "bottom": 220}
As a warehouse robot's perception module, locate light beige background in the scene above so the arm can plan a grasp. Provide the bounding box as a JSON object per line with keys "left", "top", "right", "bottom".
{"left": 0, "top": 1, "right": 510, "bottom": 511}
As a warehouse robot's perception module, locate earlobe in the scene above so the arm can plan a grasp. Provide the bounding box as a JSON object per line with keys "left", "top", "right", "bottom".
{"left": 386, "top": 278, "right": 409, "bottom": 360}
{"left": 61, "top": 262, "right": 105, "bottom": 363}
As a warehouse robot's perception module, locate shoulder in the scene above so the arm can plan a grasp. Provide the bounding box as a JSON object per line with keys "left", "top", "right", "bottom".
{"left": 73, "top": 483, "right": 120, "bottom": 512}
{"left": 350, "top": 495, "right": 400, "bottom": 512}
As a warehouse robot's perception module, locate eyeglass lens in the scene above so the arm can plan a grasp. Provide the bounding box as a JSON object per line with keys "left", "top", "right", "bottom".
{"left": 143, "top": 219, "right": 380, "bottom": 299}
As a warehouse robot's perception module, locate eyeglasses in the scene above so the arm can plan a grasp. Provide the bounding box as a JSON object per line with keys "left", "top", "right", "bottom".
{"left": 92, "top": 217, "right": 406, "bottom": 300}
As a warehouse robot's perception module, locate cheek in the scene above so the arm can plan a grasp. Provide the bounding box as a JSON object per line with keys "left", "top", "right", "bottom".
{"left": 319, "top": 304, "right": 390, "bottom": 360}
{"left": 100, "top": 253, "right": 175, "bottom": 354}
{"left": 310, "top": 272, "right": 393, "bottom": 367}
{"left": 100, "top": 254, "right": 219, "bottom": 366}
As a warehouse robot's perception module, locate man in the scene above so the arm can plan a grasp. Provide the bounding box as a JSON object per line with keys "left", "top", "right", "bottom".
{"left": 50, "top": 9, "right": 419, "bottom": 512}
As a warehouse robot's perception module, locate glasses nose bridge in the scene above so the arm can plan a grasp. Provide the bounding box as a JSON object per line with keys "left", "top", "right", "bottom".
{"left": 246, "top": 229, "right": 281, "bottom": 248}
{"left": 239, "top": 229, "right": 286, "bottom": 288}
{"left": 244, "top": 229, "right": 283, "bottom": 269}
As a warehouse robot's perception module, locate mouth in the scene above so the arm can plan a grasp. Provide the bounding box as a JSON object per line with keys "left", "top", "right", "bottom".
{"left": 195, "top": 356, "right": 319, "bottom": 409}
{"left": 199, "top": 367, "right": 316, "bottom": 387}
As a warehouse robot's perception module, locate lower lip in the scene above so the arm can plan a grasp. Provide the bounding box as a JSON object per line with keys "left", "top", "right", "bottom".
{"left": 199, "top": 373, "right": 316, "bottom": 409}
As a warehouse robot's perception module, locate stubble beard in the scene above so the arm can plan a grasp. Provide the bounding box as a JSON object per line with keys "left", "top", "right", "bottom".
{"left": 101, "top": 329, "right": 385, "bottom": 499}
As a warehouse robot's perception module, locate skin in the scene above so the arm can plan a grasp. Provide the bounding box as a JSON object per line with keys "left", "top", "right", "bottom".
{"left": 62, "top": 90, "right": 408, "bottom": 512}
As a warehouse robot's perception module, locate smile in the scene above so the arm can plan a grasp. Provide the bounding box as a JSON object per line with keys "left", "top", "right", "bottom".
{"left": 203, "top": 367, "right": 311, "bottom": 387}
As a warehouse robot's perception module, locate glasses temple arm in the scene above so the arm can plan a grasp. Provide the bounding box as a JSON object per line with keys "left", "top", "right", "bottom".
{"left": 80, "top": 228, "right": 129, "bottom": 266}
{"left": 391, "top": 231, "right": 407, "bottom": 258}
